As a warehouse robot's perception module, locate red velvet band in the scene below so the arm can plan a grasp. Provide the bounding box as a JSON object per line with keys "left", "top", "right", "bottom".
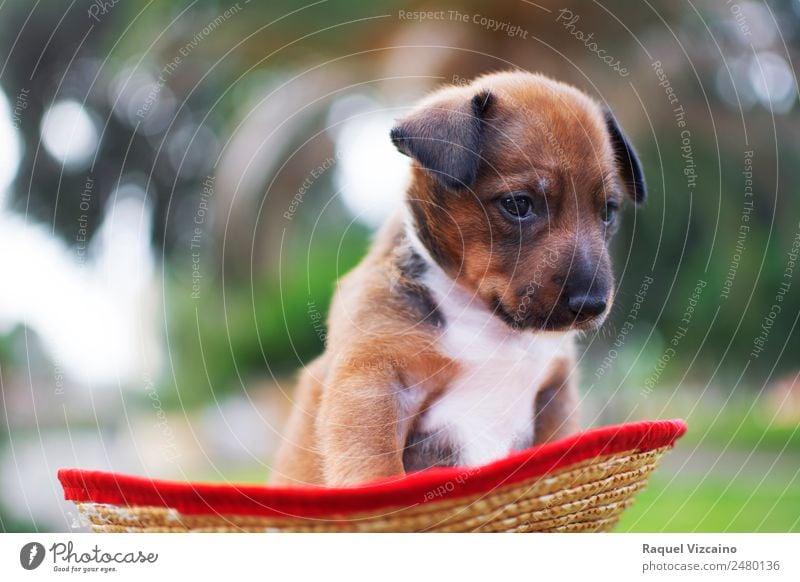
{"left": 58, "top": 419, "right": 686, "bottom": 520}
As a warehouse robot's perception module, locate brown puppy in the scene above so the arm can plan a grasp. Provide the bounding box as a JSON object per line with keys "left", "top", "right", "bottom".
{"left": 273, "top": 71, "right": 646, "bottom": 486}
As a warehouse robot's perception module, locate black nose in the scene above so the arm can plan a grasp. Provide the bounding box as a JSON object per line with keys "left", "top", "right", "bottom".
{"left": 567, "top": 294, "right": 607, "bottom": 318}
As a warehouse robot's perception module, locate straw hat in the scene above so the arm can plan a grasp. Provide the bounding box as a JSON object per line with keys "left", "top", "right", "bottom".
{"left": 59, "top": 419, "right": 685, "bottom": 533}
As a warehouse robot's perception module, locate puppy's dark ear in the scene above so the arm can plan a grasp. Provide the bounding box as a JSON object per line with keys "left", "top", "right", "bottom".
{"left": 390, "top": 90, "right": 493, "bottom": 190}
{"left": 604, "top": 109, "right": 646, "bottom": 205}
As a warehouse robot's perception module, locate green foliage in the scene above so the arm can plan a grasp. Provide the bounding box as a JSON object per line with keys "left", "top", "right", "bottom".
{"left": 163, "top": 223, "right": 370, "bottom": 408}
{"left": 612, "top": 133, "right": 800, "bottom": 387}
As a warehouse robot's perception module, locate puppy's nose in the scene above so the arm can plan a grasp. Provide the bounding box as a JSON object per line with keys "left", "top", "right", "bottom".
{"left": 567, "top": 294, "right": 607, "bottom": 318}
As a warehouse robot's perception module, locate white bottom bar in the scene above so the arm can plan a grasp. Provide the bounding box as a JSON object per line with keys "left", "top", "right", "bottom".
{"left": 1, "top": 533, "right": 798, "bottom": 581}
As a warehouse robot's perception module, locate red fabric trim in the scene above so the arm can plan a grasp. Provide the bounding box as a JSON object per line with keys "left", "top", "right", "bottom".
{"left": 58, "top": 419, "right": 685, "bottom": 519}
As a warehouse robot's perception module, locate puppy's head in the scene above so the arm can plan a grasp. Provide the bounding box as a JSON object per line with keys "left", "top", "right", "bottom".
{"left": 391, "top": 71, "right": 646, "bottom": 332}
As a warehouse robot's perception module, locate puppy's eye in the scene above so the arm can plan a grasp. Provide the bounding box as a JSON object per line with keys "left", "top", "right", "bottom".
{"left": 499, "top": 193, "right": 534, "bottom": 220}
{"left": 600, "top": 201, "right": 619, "bottom": 225}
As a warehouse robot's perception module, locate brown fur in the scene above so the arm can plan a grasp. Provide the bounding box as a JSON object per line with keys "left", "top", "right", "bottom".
{"left": 273, "top": 71, "right": 644, "bottom": 486}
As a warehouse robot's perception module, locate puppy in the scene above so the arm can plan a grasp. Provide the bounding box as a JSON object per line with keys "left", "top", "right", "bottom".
{"left": 273, "top": 71, "right": 646, "bottom": 486}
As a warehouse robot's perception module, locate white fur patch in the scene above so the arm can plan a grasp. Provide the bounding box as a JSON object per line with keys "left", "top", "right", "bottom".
{"left": 406, "top": 219, "right": 574, "bottom": 466}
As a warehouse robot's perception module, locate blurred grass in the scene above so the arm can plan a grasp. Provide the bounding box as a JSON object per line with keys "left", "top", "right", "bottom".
{"left": 681, "top": 405, "right": 800, "bottom": 452}
{"left": 619, "top": 474, "right": 800, "bottom": 532}
{"left": 614, "top": 385, "right": 800, "bottom": 532}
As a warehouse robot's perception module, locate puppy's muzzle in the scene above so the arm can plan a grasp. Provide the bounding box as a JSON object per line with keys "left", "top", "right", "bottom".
{"left": 559, "top": 257, "right": 611, "bottom": 324}
{"left": 567, "top": 291, "right": 607, "bottom": 319}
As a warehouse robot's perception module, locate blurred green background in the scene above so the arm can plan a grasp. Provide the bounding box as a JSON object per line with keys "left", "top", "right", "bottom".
{"left": 0, "top": 0, "right": 798, "bottom": 532}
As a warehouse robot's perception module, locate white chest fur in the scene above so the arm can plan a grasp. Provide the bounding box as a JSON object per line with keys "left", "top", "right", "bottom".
{"left": 416, "top": 251, "right": 574, "bottom": 467}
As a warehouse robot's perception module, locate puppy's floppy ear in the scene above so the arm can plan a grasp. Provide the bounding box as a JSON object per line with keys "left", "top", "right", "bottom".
{"left": 390, "top": 90, "right": 493, "bottom": 190}
{"left": 604, "top": 109, "right": 647, "bottom": 204}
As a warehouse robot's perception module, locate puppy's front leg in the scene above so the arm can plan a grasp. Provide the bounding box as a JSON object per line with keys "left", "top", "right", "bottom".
{"left": 533, "top": 362, "right": 580, "bottom": 445}
{"left": 317, "top": 367, "right": 405, "bottom": 486}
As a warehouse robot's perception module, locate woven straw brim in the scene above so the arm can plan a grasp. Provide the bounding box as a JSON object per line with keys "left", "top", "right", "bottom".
{"left": 74, "top": 446, "right": 668, "bottom": 533}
